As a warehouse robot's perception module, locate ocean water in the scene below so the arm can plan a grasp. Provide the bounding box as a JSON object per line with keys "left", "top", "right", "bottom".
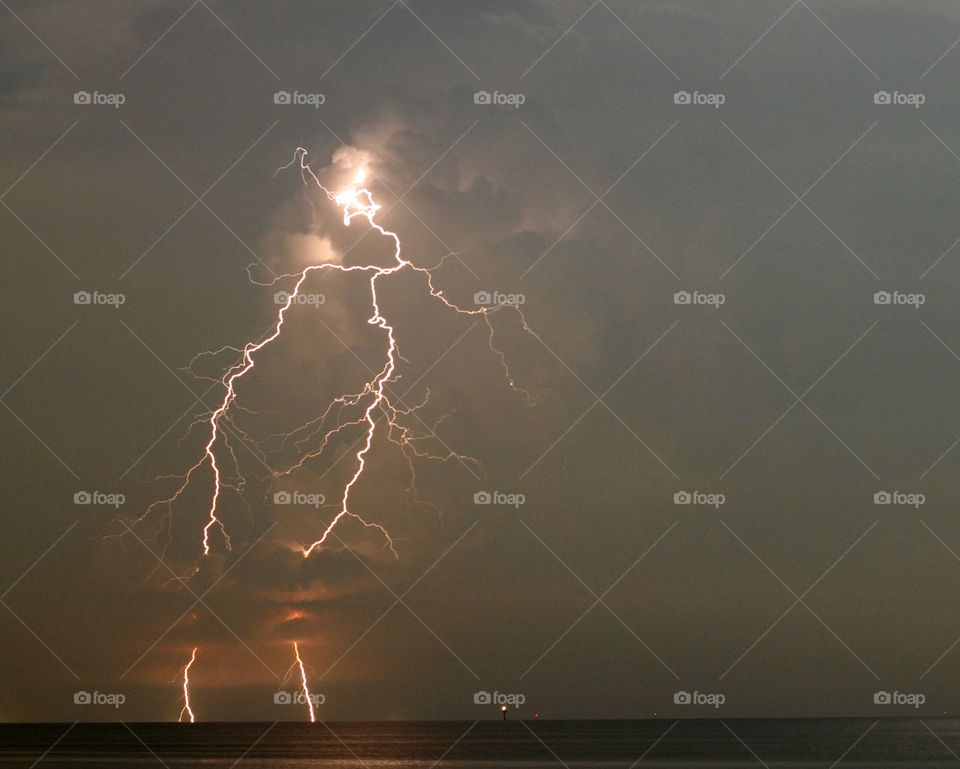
{"left": 0, "top": 718, "right": 957, "bottom": 767}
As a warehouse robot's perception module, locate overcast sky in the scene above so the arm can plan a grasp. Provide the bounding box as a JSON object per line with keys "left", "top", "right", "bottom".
{"left": 4, "top": 0, "right": 960, "bottom": 722}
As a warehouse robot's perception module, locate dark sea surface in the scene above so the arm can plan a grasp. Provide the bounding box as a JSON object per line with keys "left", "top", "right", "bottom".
{"left": 1, "top": 719, "right": 958, "bottom": 767}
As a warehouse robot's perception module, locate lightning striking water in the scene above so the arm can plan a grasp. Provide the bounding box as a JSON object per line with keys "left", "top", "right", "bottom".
{"left": 286, "top": 641, "right": 316, "bottom": 723}
{"left": 134, "top": 146, "right": 539, "bottom": 561}
{"left": 178, "top": 647, "right": 197, "bottom": 723}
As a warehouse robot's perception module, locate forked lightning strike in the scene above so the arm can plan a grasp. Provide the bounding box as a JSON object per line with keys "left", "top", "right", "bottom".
{"left": 135, "top": 146, "right": 538, "bottom": 560}
{"left": 178, "top": 647, "right": 197, "bottom": 723}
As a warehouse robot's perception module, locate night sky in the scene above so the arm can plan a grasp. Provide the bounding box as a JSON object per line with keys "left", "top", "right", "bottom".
{"left": 3, "top": 0, "right": 960, "bottom": 722}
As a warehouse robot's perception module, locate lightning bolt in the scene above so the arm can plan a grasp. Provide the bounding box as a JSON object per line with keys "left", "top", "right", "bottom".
{"left": 132, "top": 146, "right": 540, "bottom": 560}
{"left": 288, "top": 148, "right": 542, "bottom": 557}
{"left": 178, "top": 647, "right": 197, "bottom": 723}
{"left": 284, "top": 641, "right": 316, "bottom": 723}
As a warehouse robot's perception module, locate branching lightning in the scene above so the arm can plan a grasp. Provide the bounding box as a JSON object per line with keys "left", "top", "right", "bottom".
{"left": 132, "top": 146, "right": 539, "bottom": 561}
{"left": 178, "top": 647, "right": 197, "bottom": 723}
